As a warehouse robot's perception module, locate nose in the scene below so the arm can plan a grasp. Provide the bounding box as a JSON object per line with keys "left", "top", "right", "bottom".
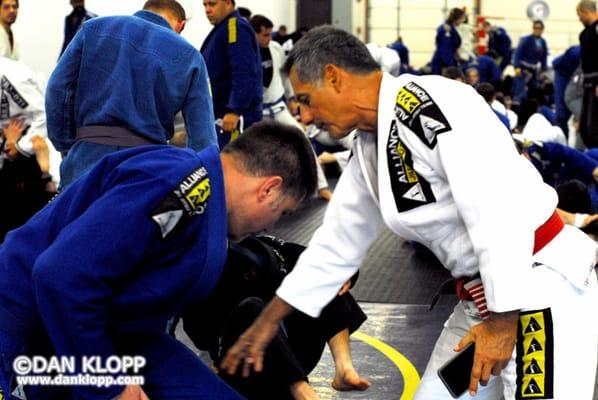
{"left": 299, "top": 106, "right": 314, "bottom": 125}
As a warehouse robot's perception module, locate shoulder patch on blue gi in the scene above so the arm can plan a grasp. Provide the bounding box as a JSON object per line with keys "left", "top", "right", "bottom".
{"left": 386, "top": 120, "right": 436, "bottom": 213}
{"left": 515, "top": 308, "right": 554, "bottom": 400}
{"left": 228, "top": 17, "right": 237, "bottom": 44}
{"left": 151, "top": 167, "right": 211, "bottom": 238}
{"left": 394, "top": 82, "right": 451, "bottom": 149}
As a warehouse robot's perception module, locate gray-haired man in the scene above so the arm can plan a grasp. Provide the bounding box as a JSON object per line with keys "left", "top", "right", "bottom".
{"left": 222, "top": 26, "right": 598, "bottom": 399}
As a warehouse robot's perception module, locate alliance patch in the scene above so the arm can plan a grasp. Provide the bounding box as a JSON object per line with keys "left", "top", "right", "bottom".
{"left": 151, "top": 167, "right": 211, "bottom": 238}
{"left": 515, "top": 308, "right": 554, "bottom": 399}
{"left": 386, "top": 120, "right": 436, "bottom": 213}
{"left": 394, "top": 81, "right": 451, "bottom": 149}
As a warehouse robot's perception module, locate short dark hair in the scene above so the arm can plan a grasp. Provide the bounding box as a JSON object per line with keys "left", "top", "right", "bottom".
{"left": 222, "top": 121, "right": 318, "bottom": 201}
{"left": 476, "top": 82, "right": 496, "bottom": 103}
{"left": 0, "top": 0, "right": 18, "bottom": 7}
{"left": 283, "top": 25, "right": 379, "bottom": 85}
{"left": 143, "top": 0, "right": 186, "bottom": 21}
{"left": 533, "top": 20, "right": 544, "bottom": 29}
{"left": 250, "top": 15, "right": 273, "bottom": 34}
{"left": 447, "top": 8, "right": 465, "bottom": 25}
{"left": 237, "top": 6, "right": 251, "bottom": 19}
{"left": 442, "top": 66, "right": 464, "bottom": 81}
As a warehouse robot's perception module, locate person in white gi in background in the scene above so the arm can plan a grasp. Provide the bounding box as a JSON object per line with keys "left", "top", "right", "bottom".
{"left": 222, "top": 26, "right": 598, "bottom": 400}
{"left": 0, "top": 0, "right": 18, "bottom": 60}
{"left": 250, "top": 14, "right": 332, "bottom": 200}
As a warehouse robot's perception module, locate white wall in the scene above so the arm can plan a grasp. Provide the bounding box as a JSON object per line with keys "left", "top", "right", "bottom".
{"left": 13, "top": 0, "right": 296, "bottom": 82}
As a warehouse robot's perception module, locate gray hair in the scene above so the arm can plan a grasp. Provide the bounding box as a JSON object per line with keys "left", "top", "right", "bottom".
{"left": 578, "top": 0, "right": 597, "bottom": 12}
{"left": 282, "top": 25, "right": 380, "bottom": 85}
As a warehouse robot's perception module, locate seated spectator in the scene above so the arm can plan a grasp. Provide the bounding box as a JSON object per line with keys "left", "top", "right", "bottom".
{"left": 476, "top": 82, "right": 511, "bottom": 130}
{"left": 182, "top": 235, "right": 370, "bottom": 400}
{"left": 441, "top": 65, "right": 465, "bottom": 82}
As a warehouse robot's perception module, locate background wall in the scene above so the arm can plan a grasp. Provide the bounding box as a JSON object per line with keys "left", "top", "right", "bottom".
{"left": 11, "top": 0, "right": 587, "bottom": 82}
{"left": 14, "top": 0, "right": 296, "bottom": 82}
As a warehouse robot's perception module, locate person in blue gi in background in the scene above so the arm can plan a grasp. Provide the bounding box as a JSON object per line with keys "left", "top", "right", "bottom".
{"left": 430, "top": 7, "right": 465, "bottom": 75}
{"left": 552, "top": 45, "right": 581, "bottom": 135}
{"left": 512, "top": 20, "right": 549, "bottom": 105}
{"left": 483, "top": 21, "right": 512, "bottom": 72}
{"left": 0, "top": 120, "right": 317, "bottom": 400}
{"left": 46, "top": 0, "right": 216, "bottom": 188}
{"left": 201, "top": 0, "right": 262, "bottom": 149}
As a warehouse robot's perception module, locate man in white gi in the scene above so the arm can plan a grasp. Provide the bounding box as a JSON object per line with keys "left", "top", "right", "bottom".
{"left": 250, "top": 14, "right": 331, "bottom": 200}
{"left": 222, "top": 26, "right": 598, "bottom": 399}
{"left": 0, "top": 0, "right": 18, "bottom": 60}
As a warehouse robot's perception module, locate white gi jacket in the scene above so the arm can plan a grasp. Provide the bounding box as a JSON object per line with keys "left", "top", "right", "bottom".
{"left": 0, "top": 57, "right": 47, "bottom": 157}
{"left": 277, "top": 73, "right": 597, "bottom": 317}
{"left": 0, "top": 26, "right": 18, "bottom": 60}
{"left": 263, "top": 41, "right": 293, "bottom": 105}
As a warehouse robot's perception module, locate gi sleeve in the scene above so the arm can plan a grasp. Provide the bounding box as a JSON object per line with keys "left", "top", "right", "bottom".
{"left": 46, "top": 26, "right": 85, "bottom": 152}
{"left": 226, "top": 20, "right": 261, "bottom": 114}
{"left": 513, "top": 39, "right": 523, "bottom": 68}
{"left": 433, "top": 82, "right": 556, "bottom": 312}
{"left": 16, "top": 74, "right": 47, "bottom": 157}
{"left": 541, "top": 40, "right": 548, "bottom": 71}
{"left": 276, "top": 152, "right": 385, "bottom": 317}
{"left": 31, "top": 166, "right": 175, "bottom": 400}
{"left": 182, "top": 52, "right": 217, "bottom": 151}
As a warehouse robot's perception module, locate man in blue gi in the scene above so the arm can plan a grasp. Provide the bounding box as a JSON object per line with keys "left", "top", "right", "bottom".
{"left": 430, "top": 7, "right": 465, "bottom": 75}
{"left": 512, "top": 20, "right": 549, "bottom": 104}
{"left": 483, "top": 21, "right": 512, "bottom": 72}
{"left": 201, "top": 0, "right": 262, "bottom": 149}
{"left": 59, "top": 0, "right": 96, "bottom": 57}
{"left": 0, "top": 120, "right": 317, "bottom": 400}
{"left": 552, "top": 45, "right": 581, "bottom": 135}
{"left": 47, "top": 0, "right": 216, "bottom": 188}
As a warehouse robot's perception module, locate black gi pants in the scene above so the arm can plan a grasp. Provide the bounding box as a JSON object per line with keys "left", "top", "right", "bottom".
{"left": 580, "top": 77, "right": 598, "bottom": 149}
{"left": 215, "top": 293, "right": 366, "bottom": 400}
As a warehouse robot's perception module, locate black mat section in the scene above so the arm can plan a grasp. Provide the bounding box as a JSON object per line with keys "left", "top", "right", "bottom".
{"left": 270, "top": 201, "right": 454, "bottom": 306}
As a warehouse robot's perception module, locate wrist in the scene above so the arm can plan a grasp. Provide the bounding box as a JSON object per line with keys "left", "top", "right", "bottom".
{"left": 574, "top": 213, "right": 589, "bottom": 228}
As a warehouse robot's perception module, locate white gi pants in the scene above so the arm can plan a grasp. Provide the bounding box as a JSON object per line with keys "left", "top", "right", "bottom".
{"left": 415, "top": 265, "right": 598, "bottom": 400}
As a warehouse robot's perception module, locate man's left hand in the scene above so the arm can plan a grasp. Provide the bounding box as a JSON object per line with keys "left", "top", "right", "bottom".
{"left": 454, "top": 310, "right": 519, "bottom": 396}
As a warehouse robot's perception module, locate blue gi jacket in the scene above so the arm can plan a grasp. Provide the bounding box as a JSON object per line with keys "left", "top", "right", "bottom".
{"left": 553, "top": 46, "right": 581, "bottom": 80}
{"left": 514, "top": 34, "right": 548, "bottom": 71}
{"left": 463, "top": 55, "right": 501, "bottom": 85}
{"left": 200, "top": 10, "right": 263, "bottom": 122}
{"left": 388, "top": 41, "right": 410, "bottom": 73}
{"left": 0, "top": 145, "right": 227, "bottom": 399}
{"left": 60, "top": 7, "right": 96, "bottom": 56}
{"left": 47, "top": 11, "right": 216, "bottom": 153}
{"left": 431, "top": 22, "right": 461, "bottom": 74}
{"left": 488, "top": 27, "right": 512, "bottom": 65}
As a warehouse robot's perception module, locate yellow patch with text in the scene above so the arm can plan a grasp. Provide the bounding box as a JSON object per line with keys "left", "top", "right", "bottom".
{"left": 185, "top": 178, "right": 211, "bottom": 210}
{"left": 517, "top": 309, "right": 553, "bottom": 399}
{"left": 396, "top": 88, "right": 421, "bottom": 114}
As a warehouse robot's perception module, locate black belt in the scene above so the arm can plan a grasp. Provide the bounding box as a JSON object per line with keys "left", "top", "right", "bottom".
{"left": 76, "top": 125, "right": 158, "bottom": 147}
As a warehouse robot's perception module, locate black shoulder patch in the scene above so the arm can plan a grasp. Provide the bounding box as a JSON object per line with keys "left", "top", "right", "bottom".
{"left": 386, "top": 120, "right": 436, "bottom": 213}
{"left": 151, "top": 167, "right": 211, "bottom": 238}
{"left": 394, "top": 81, "right": 451, "bottom": 149}
{"left": 515, "top": 308, "right": 554, "bottom": 400}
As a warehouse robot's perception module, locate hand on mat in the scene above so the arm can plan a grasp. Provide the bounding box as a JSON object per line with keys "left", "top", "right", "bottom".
{"left": 221, "top": 296, "right": 294, "bottom": 376}
{"left": 115, "top": 385, "right": 149, "bottom": 400}
{"left": 454, "top": 310, "right": 518, "bottom": 396}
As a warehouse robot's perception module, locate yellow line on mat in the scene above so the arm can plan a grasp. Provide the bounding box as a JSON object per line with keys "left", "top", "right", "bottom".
{"left": 352, "top": 331, "right": 420, "bottom": 400}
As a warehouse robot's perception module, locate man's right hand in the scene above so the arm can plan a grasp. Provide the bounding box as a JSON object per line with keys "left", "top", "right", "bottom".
{"left": 222, "top": 113, "right": 240, "bottom": 133}
{"left": 221, "top": 296, "right": 294, "bottom": 376}
{"left": 115, "top": 385, "right": 149, "bottom": 400}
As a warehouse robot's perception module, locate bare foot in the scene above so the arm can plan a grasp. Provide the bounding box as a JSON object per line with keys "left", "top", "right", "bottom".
{"left": 332, "top": 368, "right": 371, "bottom": 391}
{"left": 290, "top": 380, "right": 320, "bottom": 400}
{"left": 31, "top": 135, "right": 50, "bottom": 174}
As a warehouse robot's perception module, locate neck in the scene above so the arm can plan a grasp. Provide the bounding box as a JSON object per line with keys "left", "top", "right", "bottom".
{"left": 1, "top": 23, "right": 10, "bottom": 32}
{"left": 351, "top": 71, "right": 383, "bottom": 133}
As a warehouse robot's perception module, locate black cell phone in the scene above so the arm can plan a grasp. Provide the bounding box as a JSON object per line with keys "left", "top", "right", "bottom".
{"left": 437, "top": 343, "right": 475, "bottom": 398}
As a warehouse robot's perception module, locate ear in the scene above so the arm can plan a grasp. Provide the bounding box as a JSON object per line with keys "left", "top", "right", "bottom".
{"left": 257, "top": 176, "right": 283, "bottom": 202}
{"left": 176, "top": 20, "right": 186, "bottom": 34}
{"left": 323, "top": 64, "right": 342, "bottom": 93}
